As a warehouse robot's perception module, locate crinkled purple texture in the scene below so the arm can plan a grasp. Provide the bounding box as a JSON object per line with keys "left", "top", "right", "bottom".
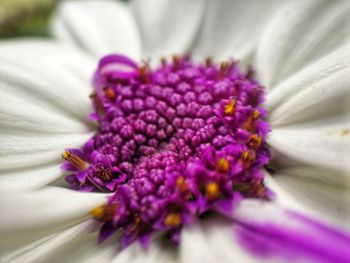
{"left": 62, "top": 54, "right": 271, "bottom": 247}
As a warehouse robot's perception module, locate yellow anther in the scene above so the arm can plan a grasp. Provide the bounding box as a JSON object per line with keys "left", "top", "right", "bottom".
{"left": 90, "top": 205, "right": 106, "bottom": 219}
{"left": 206, "top": 182, "right": 220, "bottom": 199}
{"left": 176, "top": 176, "right": 185, "bottom": 189}
{"left": 165, "top": 213, "right": 182, "bottom": 227}
{"left": 62, "top": 150, "right": 89, "bottom": 170}
{"left": 247, "top": 134, "right": 262, "bottom": 149}
{"left": 216, "top": 158, "right": 230, "bottom": 173}
{"left": 104, "top": 87, "right": 116, "bottom": 101}
{"left": 244, "top": 110, "right": 260, "bottom": 131}
{"left": 224, "top": 99, "right": 236, "bottom": 115}
{"left": 240, "top": 150, "right": 256, "bottom": 169}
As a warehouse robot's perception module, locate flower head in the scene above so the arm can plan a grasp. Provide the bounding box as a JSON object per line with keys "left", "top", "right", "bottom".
{"left": 62, "top": 54, "right": 271, "bottom": 246}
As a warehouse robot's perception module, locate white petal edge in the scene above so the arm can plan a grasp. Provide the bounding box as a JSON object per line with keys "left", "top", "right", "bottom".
{"left": 131, "top": 0, "right": 205, "bottom": 59}
{"left": 192, "top": 0, "right": 285, "bottom": 66}
{"left": 268, "top": 166, "right": 350, "bottom": 231}
{"left": 1, "top": 220, "right": 118, "bottom": 263}
{"left": 268, "top": 121, "right": 350, "bottom": 173}
{"left": 0, "top": 187, "right": 108, "bottom": 237}
{"left": 269, "top": 66, "right": 350, "bottom": 127}
{"left": 52, "top": 0, "right": 141, "bottom": 60}
{"left": 265, "top": 42, "right": 350, "bottom": 114}
{"left": 111, "top": 237, "right": 178, "bottom": 263}
{"left": 179, "top": 220, "right": 216, "bottom": 263}
{"left": 256, "top": 0, "right": 350, "bottom": 88}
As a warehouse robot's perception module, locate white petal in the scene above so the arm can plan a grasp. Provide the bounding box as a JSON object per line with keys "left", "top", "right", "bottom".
{"left": 202, "top": 217, "right": 260, "bottom": 263}
{"left": 257, "top": 0, "right": 350, "bottom": 88}
{"left": 0, "top": 162, "right": 62, "bottom": 192}
{"left": 0, "top": 40, "right": 94, "bottom": 125}
{"left": 180, "top": 220, "right": 215, "bottom": 263}
{"left": 131, "top": 0, "right": 205, "bottom": 59}
{"left": 269, "top": 166, "right": 350, "bottom": 231}
{"left": 268, "top": 121, "right": 350, "bottom": 173}
{"left": 0, "top": 220, "right": 118, "bottom": 263}
{"left": 269, "top": 66, "right": 350, "bottom": 127}
{"left": 0, "top": 133, "right": 91, "bottom": 171}
{"left": 192, "top": 0, "right": 285, "bottom": 65}
{"left": 111, "top": 237, "right": 178, "bottom": 263}
{"left": 52, "top": 0, "right": 141, "bottom": 60}
{"left": 0, "top": 187, "right": 108, "bottom": 237}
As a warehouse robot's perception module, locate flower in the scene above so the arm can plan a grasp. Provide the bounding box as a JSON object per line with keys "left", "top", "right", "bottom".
{"left": 0, "top": 0, "right": 350, "bottom": 262}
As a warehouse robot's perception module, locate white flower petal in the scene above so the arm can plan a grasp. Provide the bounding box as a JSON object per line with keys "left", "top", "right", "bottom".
{"left": 269, "top": 66, "right": 350, "bottom": 127}
{"left": 0, "top": 162, "right": 62, "bottom": 193}
{"left": 111, "top": 238, "right": 178, "bottom": 263}
{"left": 268, "top": 121, "right": 350, "bottom": 172}
{"left": 257, "top": 0, "right": 350, "bottom": 88}
{"left": 131, "top": 0, "right": 205, "bottom": 59}
{"left": 0, "top": 187, "right": 108, "bottom": 237}
{"left": 202, "top": 217, "right": 260, "bottom": 263}
{"left": 0, "top": 132, "right": 91, "bottom": 171}
{"left": 0, "top": 41, "right": 94, "bottom": 124}
{"left": 192, "top": 0, "right": 285, "bottom": 65}
{"left": 269, "top": 166, "right": 350, "bottom": 231}
{"left": 180, "top": 220, "right": 215, "bottom": 263}
{"left": 52, "top": 0, "right": 141, "bottom": 60}
{"left": 1, "top": 220, "right": 118, "bottom": 263}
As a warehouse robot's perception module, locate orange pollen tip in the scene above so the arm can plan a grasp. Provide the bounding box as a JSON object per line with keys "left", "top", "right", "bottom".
{"left": 139, "top": 65, "right": 149, "bottom": 83}
{"left": 206, "top": 182, "right": 220, "bottom": 199}
{"left": 247, "top": 134, "right": 262, "bottom": 149}
{"left": 104, "top": 87, "right": 116, "bottom": 101}
{"left": 224, "top": 99, "right": 236, "bottom": 115}
{"left": 240, "top": 150, "right": 256, "bottom": 169}
{"left": 176, "top": 176, "right": 185, "bottom": 189}
{"left": 172, "top": 55, "right": 181, "bottom": 69}
{"left": 244, "top": 110, "right": 260, "bottom": 131}
{"left": 62, "top": 150, "right": 88, "bottom": 170}
{"left": 90, "top": 205, "right": 106, "bottom": 219}
{"left": 205, "top": 57, "right": 213, "bottom": 67}
{"left": 218, "top": 61, "right": 230, "bottom": 78}
{"left": 165, "top": 213, "right": 182, "bottom": 227}
{"left": 216, "top": 158, "right": 230, "bottom": 173}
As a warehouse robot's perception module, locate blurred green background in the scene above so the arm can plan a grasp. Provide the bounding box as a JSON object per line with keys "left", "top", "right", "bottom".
{"left": 0, "top": 0, "right": 56, "bottom": 38}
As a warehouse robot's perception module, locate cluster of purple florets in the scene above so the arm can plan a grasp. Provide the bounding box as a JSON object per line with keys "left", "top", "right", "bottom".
{"left": 62, "top": 54, "right": 271, "bottom": 247}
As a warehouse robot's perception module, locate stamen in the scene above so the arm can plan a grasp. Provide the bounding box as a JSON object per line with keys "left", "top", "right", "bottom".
{"left": 205, "top": 182, "right": 220, "bottom": 199}
{"left": 244, "top": 110, "right": 260, "bottom": 131}
{"left": 96, "top": 168, "right": 113, "bottom": 182}
{"left": 205, "top": 57, "right": 213, "bottom": 67}
{"left": 218, "top": 61, "right": 230, "bottom": 79}
{"left": 62, "top": 150, "right": 88, "bottom": 170}
{"left": 247, "top": 134, "right": 262, "bottom": 149}
{"left": 138, "top": 65, "right": 149, "bottom": 83}
{"left": 240, "top": 150, "right": 256, "bottom": 169}
{"left": 104, "top": 87, "right": 116, "bottom": 102}
{"left": 172, "top": 55, "right": 181, "bottom": 70}
{"left": 216, "top": 158, "right": 230, "bottom": 173}
{"left": 165, "top": 213, "right": 182, "bottom": 227}
{"left": 224, "top": 99, "right": 236, "bottom": 115}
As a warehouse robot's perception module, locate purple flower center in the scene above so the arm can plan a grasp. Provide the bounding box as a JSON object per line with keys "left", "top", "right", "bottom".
{"left": 62, "top": 54, "right": 271, "bottom": 247}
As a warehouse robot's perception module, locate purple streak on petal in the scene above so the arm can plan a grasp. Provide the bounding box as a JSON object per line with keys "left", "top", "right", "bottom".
{"left": 235, "top": 210, "right": 350, "bottom": 263}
